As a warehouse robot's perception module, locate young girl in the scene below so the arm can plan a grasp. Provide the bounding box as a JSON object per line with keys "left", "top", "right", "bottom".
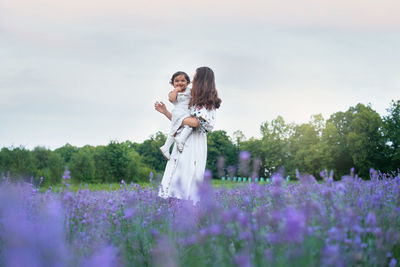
{"left": 159, "top": 71, "right": 193, "bottom": 160}
{"left": 155, "top": 67, "right": 221, "bottom": 203}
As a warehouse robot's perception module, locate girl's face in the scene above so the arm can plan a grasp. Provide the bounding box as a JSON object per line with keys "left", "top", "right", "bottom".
{"left": 173, "top": 74, "right": 189, "bottom": 90}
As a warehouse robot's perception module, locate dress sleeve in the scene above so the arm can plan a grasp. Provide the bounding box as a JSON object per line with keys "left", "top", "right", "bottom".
{"left": 190, "top": 106, "right": 216, "bottom": 133}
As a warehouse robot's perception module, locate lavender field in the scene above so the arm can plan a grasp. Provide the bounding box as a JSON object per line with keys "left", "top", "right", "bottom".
{"left": 0, "top": 170, "right": 399, "bottom": 267}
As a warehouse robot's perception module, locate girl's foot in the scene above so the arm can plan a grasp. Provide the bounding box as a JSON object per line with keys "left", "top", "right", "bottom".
{"left": 175, "top": 138, "right": 184, "bottom": 152}
{"left": 159, "top": 145, "right": 170, "bottom": 160}
{"left": 175, "top": 126, "right": 192, "bottom": 153}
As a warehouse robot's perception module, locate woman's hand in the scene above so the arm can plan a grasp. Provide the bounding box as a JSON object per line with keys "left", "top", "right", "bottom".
{"left": 154, "top": 101, "right": 172, "bottom": 121}
{"left": 182, "top": 116, "right": 200, "bottom": 127}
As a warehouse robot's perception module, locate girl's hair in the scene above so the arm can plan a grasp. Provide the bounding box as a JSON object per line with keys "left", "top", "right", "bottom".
{"left": 189, "top": 67, "right": 221, "bottom": 110}
{"left": 169, "top": 71, "right": 190, "bottom": 85}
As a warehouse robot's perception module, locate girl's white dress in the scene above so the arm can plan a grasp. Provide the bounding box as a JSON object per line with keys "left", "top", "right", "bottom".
{"left": 158, "top": 106, "right": 216, "bottom": 203}
{"left": 169, "top": 87, "right": 191, "bottom": 136}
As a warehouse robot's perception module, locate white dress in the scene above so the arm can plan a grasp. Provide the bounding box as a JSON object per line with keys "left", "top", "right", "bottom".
{"left": 169, "top": 86, "right": 191, "bottom": 136}
{"left": 158, "top": 106, "right": 216, "bottom": 203}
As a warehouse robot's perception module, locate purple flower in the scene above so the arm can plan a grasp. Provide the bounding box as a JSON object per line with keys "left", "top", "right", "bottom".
{"left": 84, "top": 246, "right": 118, "bottom": 267}
{"left": 238, "top": 212, "right": 249, "bottom": 228}
{"left": 0, "top": 186, "right": 69, "bottom": 266}
{"left": 370, "top": 168, "right": 379, "bottom": 180}
{"left": 239, "top": 230, "right": 252, "bottom": 241}
{"left": 222, "top": 210, "right": 231, "bottom": 223}
{"left": 328, "top": 227, "right": 344, "bottom": 242}
{"left": 208, "top": 224, "right": 222, "bottom": 235}
{"left": 184, "top": 234, "right": 198, "bottom": 246}
{"left": 227, "top": 165, "right": 237, "bottom": 177}
{"left": 284, "top": 208, "right": 306, "bottom": 242}
{"left": 152, "top": 235, "right": 177, "bottom": 267}
{"left": 350, "top": 167, "right": 355, "bottom": 177}
{"left": 321, "top": 245, "right": 344, "bottom": 267}
{"left": 63, "top": 191, "right": 74, "bottom": 201}
{"left": 266, "top": 233, "right": 280, "bottom": 244}
{"left": 149, "top": 228, "right": 159, "bottom": 239}
{"left": 204, "top": 169, "right": 213, "bottom": 180}
{"left": 2, "top": 166, "right": 399, "bottom": 266}
{"left": 272, "top": 172, "right": 284, "bottom": 187}
{"left": 62, "top": 167, "right": 71, "bottom": 180}
{"left": 217, "top": 156, "right": 226, "bottom": 178}
{"left": 239, "top": 151, "right": 251, "bottom": 161}
{"left": 123, "top": 208, "right": 135, "bottom": 219}
{"left": 366, "top": 211, "right": 376, "bottom": 226}
{"left": 297, "top": 171, "right": 316, "bottom": 184}
{"left": 238, "top": 151, "right": 251, "bottom": 176}
{"left": 235, "top": 251, "right": 253, "bottom": 267}
{"left": 251, "top": 158, "right": 261, "bottom": 179}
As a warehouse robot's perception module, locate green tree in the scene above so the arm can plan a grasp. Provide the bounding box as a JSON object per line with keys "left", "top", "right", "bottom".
{"left": 232, "top": 130, "right": 246, "bottom": 145}
{"left": 93, "top": 145, "right": 112, "bottom": 183}
{"left": 133, "top": 131, "right": 167, "bottom": 173}
{"left": 0, "top": 146, "right": 36, "bottom": 180}
{"left": 327, "top": 104, "right": 386, "bottom": 178}
{"left": 93, "top": 141, "right": 131, "bottom": 183}
{"left": 383, "top": 99, "right": 400, "bottom": 170}
{"left": 54, "top": 143, "right": 78, "bottom": 166}
{"left": 92, "top": 141, "right": 153, "bottom": 183}
{"left": 126, "top": 149, "right": 154, "bottom": 183}
{"left": 318, "top": 121, "right": 344, "bottom": 177}
{"left": 259, "top": 116, "right": 292, "bottom": 177}
{"left": 325, "top": 111, "right": 354, "bottom": 177}
{"left": 70, "top": 146, "right": 96, "bottom": 183}
{"left": 346, "top": 104, "right": 385, "bottom": 177}
{"left": 32, "top": 146, "right": 64, "bottom": 185}
{"left": 286, "top": 118, "right": 322, "bottom": 178}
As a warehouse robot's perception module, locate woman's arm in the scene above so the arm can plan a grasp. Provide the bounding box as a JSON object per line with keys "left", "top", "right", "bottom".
{"left": 154, "top": 101, "right": 172, "bottom": 121}
{"left": 182, "top": 117, "right": 200, "bottom": 127}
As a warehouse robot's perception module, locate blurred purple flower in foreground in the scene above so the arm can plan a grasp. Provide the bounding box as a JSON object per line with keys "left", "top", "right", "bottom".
{"left": 0, "top": 169, "right": 399, "bottom": 266}
{"left": 286, "top": 209, "right": 307, "bottom": 242}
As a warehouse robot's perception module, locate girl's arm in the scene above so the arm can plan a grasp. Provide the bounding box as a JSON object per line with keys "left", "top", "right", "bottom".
{"left": 154, "top": 101, "right": 172, "bottom": 121}
{"left": 168, "top": 88, "right": 181, "bottom": 103}
{"left": 182, "top": 117, "right": 200, "bottom": 127}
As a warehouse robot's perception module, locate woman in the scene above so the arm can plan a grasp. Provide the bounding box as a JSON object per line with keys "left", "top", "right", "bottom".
{"left": 154, "top": 67, "right": 221, "bottom": 203}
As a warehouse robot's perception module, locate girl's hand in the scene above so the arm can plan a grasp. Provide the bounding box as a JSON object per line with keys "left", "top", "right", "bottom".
{"left": 154, "top": 101, "right": 172, "bottom": 121}
{"left": 154, "top": 101, "right": 167, "bottom": 114}
{"left": 174, "top": 86, "right": 185, "bottom": 93}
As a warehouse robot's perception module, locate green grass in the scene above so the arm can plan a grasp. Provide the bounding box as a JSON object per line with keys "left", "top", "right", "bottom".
{"left": 38, "top": 179, "right": 271, "bottom": 193}
{"left": 39, "top": 182, "right": 143, "bottom": 193}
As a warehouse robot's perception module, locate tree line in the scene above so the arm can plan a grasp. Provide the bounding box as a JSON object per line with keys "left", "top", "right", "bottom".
{"left": 1, "top": 100, "right": 399, "bottom": 185}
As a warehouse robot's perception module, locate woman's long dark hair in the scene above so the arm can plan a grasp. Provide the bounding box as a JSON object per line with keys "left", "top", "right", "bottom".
{"left": 189, "top": 67, "right": 221, "bottom": 110}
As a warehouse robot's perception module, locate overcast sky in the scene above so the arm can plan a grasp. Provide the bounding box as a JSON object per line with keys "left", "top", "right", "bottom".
{"left": 1, "top": 0, "right": 399, "bottom": 149}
